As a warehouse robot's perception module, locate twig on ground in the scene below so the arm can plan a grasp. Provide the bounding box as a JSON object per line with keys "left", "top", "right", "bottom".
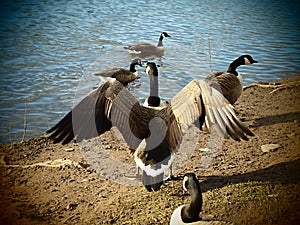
{"left": 0, "top": 158, "right": 82, "bottom": 169}
{"left": 243, "top": 81, "right": 300, "bottom": 93}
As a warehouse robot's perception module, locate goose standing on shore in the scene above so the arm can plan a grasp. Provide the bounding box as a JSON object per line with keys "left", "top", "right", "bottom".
{"left": 205, "top": 55, "right": 258, "bottom": 104}
{"left": 94, "top": 58, "right": 142, "bottom": 86}
{"left": 47, "top": 62, "right": 254, "bottom": 192}
{"left": 125, "top": 32, "right": 171, "bottom": 58}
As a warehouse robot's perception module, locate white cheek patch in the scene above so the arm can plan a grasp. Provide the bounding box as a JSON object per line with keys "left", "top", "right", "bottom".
{"left": 146, "top": 66, "right": 151, "bottom": 75}
{"left": 183, "top": 176, "right": 189, "bottom": 191}
{"left": 244, "top": 57, "right": 251, "bottom": 65}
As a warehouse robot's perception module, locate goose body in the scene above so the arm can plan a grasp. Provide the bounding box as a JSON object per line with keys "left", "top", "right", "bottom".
{"left": 94, "top": 58, "right": 142, "bottom": 85}
{"left": 205, "top": 55, "right": 257, "bottom": 104}
{"left": 125, "top": 32, "right": 170, "bottom": 58}
{"left": 47, "top": 63, "right": 254, "bottom": 192}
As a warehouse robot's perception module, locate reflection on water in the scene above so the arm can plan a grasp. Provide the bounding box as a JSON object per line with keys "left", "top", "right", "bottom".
{"left": 0, "top": 0, "right": 299, "bottom": 143}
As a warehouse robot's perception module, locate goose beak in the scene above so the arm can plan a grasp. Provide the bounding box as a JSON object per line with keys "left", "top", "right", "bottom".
{"left": 253, "top": 59, "right": 258, "bottom": 63}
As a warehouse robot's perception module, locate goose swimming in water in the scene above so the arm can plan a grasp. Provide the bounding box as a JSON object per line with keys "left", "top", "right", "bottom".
{"left": 47, "top": 62, "right": 254, "bottom": 191}
{"left": 125, "top": 32, "right": 171, "bottom": 58}
{"left": 205, "top": 55, "right": 258, "bottom": 104}
{"left": 94, "top": 58, "right": 142, "bottom": 85}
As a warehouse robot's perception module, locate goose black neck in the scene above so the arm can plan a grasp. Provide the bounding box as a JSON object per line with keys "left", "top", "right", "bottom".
{"left": 129, "top": 62, "right": 137, "bottom": 73}
{"left": 158, "top": 34, "right": 164, "bottom": 47}
{"left": 181, "top": 183, "right": 203, "bottom": 223}
{"left": 227, "top": 57, "right": 244, "bottom": 76}
{"left": 148, "top": 75, "right": 160, "bottom": 106}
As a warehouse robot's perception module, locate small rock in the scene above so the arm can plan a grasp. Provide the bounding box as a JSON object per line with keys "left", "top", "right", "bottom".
{"left": 199, "top": 148, "right": 211, "bottom": 152}
{"left": 261, "top": 144, "right": 281, "bottom": 153}
{"left": 0, "top": 155, "right": 8, "bottom": 165}
{"left": 66, "top": 203, "right": 78, "bottom": 210}
{"left": 65, "top": 148, "right": 74, "bottom": 152}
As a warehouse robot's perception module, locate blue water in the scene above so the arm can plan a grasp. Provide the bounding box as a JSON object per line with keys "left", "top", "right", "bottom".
{"left": 0, "top": 0, "right": 299, "bottom": 143}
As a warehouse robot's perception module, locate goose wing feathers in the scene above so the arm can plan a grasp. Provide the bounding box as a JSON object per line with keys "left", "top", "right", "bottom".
{"left": 94, "top": 68, "right": 137, "bottom": 84}
{"left": 170, "top": 80, "right": 204, "bottom": 133}
{"left": 47, "top": 80, "right": 145, "bottom": 148}
{"left": 94, "top": 68, "right": 123, "bottom": 77}
{"left": 47, "top": 85, "right": 109, "bottom": 144}
{"left": 127, "top": 43, "right": 153, "bottom": 51}
{"left": 171, "top": 79, "right": 253, "bottom": 141}
{"left": 205, "top": 72, "right": 242, "bottom": 104}
{"left": 127, "top": 43, "right": 163, "bottom": 57}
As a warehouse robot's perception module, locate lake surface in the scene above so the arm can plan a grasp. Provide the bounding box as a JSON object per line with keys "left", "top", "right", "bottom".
{"left": 0, "top": 0, "right": 300, "bottom": 143}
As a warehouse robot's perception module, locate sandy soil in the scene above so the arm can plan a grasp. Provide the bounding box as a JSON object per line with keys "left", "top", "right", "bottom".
{"left": 0, "top": 74, "right": 299, "bottom": 225}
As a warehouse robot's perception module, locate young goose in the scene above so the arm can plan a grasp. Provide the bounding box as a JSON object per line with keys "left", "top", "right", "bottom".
{"left": 94, "top": 58, "right": 142, "bottom": 85}
{"left": 205, "top": 55, "right": 258, "bottom": 104}
{"left": 125, "top": 32, "right": 171, "bottom": 58}
{"left": 170, "top": 173, "right": 202, "bottom": 224}
{"left": 47, "top": 62, "right": 254, "bottom": 191}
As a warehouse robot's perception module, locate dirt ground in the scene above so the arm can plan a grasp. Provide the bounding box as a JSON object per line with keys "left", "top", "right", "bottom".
{"left": 0, "top": 74, "right": 299, "bottom": 225}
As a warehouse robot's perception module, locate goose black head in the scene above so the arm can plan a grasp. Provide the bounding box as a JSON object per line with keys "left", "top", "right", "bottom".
{"left": 146, "top": 62, "right": 159, "bottom": 77}
{"left": 241, "top": 55, "right": 258, "bottom": 65}
{"left": 183, "top": 173, "right": 201, "bottom": 192}
{"left": 162, "top": 32, "right": 171, "bottom": 38}
{"left": 132, "top": 58, "right": 143, "bottom": 67}
{"left": 232, "top": 55, "right": 258, "bottom": 67}
{"left": 228, "top": 55, "right": 258, "bottom": 75}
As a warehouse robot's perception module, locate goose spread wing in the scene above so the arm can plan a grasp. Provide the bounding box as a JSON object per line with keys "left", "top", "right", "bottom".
{"left": 47, "top": 79, "right": 144, "bottom": 148}
{"left": 47, "top": 85, "right": 109, "bottom": 144}
{"left": 199, "top": 79, "right": 253, "bottom": 140}
{"left": 171, "top": 79, "right": 253, "bottom": 141}
{"left": 170, "top": 80, "right": 204, "bottom": 133}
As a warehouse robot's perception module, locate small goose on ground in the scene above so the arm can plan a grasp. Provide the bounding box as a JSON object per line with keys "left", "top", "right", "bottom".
{"left": 94, "top": 58, "right": 142, "bottom": 85}
{"left": 47, "top": 62, "right": 254, "bottom": 192}
{"left": 125, "top": 32, "right": 171, "bottom": 58}
{"left": 170, "top": 173, "right": 236, "bottom": 225}
{"left": 205, "top": 55, "right": 258, "bottom": 104}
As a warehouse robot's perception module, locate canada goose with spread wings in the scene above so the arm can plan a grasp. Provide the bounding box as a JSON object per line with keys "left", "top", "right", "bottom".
{"left": 47, "top": 62, "right": 254, "bottom": 191}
